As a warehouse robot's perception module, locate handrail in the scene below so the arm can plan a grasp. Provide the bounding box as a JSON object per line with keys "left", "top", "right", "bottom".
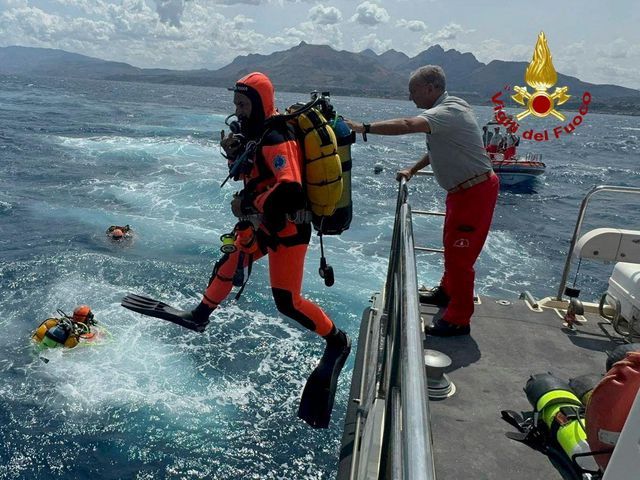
{"left": 398, "top": 201, "right": 435, "bottom": 479}
{"left": 378, "top": 178, "right": 435, "bottom": 479}
{"left": 556, "top": 185, "right": 640, "bottom": 300}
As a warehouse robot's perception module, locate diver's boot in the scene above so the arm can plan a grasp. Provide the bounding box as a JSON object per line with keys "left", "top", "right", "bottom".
{"left": 121, "top": 294, "right": 211, "bottom": 333}
{"left": 189, "top": 302, "right": 213, "bottom": 332}
{"left": 298, "top": 327, "right": 352, "bottom": 429}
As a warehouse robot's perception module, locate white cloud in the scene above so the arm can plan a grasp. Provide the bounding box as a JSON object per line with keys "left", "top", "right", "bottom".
{"left": 0, "top": 6, "right": 115, "bottom": 44}
{"left": 421, "top": 22, "right": 473, "bottom": 44}
{"left": 283, "top": 21, "right": 343, "bottom": 48}
{"left": 218, "top": 0, "right": 262, "bottom": 5}
{"left": 232, "top": 14, "right": 255, "bottom": 29}
{"left": 0, "top": 0, "right": 28, "bottom": 7}
{"left": 552, "top": 39, "right": 640, "bottom": 88}
{"left": 350, "top": 1, "right": 389, "bottom": 26}
{"left": 155, "top": 0, "right": 187, "bottom": 27}
{"left": 352, "top": 33, "right": 391, "bottom": 53}
{"left": 309, "top": 4, "right": 342, "bottom": 25}
{"left": 0, "top": 1, "right": 638, "bottom": 90}
{"left": 396, "top": 18, "right": 426, "bottom": 32}
{"left": 464, "top": 38, "right": 531, "bottom": 63}
{"left": 0, "top": 1, "right": 271, "bottom": 69}
{"left": 51, "top": 0, "right": 110, "bottom": 15}
{"left": 596, "top": 37, "right": 639, "bottom": 59}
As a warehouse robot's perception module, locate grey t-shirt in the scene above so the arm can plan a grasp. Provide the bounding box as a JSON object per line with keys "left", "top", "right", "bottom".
{"left": 419, "top": 93, "right": 492, "bottom": 191}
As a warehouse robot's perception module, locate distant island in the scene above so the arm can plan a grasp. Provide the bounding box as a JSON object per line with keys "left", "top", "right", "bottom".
{"left": 1, "top": 43, "right": 639, "bottom": 115}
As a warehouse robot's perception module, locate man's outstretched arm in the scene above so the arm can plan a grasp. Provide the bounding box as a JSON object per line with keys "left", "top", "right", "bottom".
{"left": 346, "top": 116, "right": 430, "bottom": 135}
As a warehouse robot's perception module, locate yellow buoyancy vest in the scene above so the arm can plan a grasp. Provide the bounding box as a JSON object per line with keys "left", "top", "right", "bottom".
{"left": 295, "top": 108, "right": 343, "bottom": 217}
{"left": 32, "top": 318, "right": 79, "bottom": 348}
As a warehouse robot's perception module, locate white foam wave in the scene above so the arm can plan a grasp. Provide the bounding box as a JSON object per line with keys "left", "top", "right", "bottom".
{"left": 54, "top": 134, "right": 217, "bottom": 158}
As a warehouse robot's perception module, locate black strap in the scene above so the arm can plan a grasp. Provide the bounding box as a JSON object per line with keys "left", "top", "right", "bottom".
{"left": 234, "top": 254, "right": 253, "bottom": 301}
{"left": 500, "top": 410, "right": 548, "bottom": 453}
{"left": 337, "top": 131, "right": 356, "bottom": 147}
{"left": 549, "top": 406, "right": 585, "bottom": 440}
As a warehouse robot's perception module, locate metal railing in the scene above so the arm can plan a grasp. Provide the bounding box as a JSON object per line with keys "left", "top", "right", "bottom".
{"left": 556, "top": 185, "right": 640, "bottom": 301}
{"left": 411, "top": 171, "right": 444, "bottom": 254}
{"left": 342, "top": 174, "right": 439, "bottom": 480}
{"left": 378, "top": 177, "right": 436, "bottom": 480}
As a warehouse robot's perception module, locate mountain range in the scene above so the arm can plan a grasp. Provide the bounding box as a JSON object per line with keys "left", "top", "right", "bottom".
{"left": 1, "top": 43, "right": 639, "bottom": 114}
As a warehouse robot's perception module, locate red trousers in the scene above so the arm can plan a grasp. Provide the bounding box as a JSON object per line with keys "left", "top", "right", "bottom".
{"left": 201, "top": 236, "right": 334, "bottom": 336}
{"left": 441, "top": 174, "right": 499, "bottom": 326}
{"left": 503, "top": 146, "right": 516, "bottom": 160}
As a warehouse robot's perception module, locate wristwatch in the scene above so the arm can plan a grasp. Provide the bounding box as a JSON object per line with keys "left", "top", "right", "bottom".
{"left": 363, "top": 123, "right": 371, "bottom": 134}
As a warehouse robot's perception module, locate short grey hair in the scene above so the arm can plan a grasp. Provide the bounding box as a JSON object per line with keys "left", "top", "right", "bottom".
{"left": 410, "top": 65, "right": 446, "bottom": 90}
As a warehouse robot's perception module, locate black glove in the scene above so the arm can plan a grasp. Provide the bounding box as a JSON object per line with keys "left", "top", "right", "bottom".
{"left": 220, "top": 130, "right": 244, "bottom": 162}
{"left": 231, "top": 191, "right": 258, "bottom": 218}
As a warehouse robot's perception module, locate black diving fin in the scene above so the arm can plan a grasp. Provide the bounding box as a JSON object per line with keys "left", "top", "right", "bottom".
{"left": 121, "top": 293, "right": 206, "bottom": 332}
{"left": 298, "top": 329, "right": 351, "bottom": 429}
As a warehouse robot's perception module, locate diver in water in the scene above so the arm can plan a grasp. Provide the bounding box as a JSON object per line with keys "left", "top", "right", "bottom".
{"left": 32, "top": 305, "right": 96, "bottom": 348}
{"left": 122, "top": 72, "right": 350, "bottom": 428}
{"left": 106, "top": 224, "right": 132, "bottom": 240}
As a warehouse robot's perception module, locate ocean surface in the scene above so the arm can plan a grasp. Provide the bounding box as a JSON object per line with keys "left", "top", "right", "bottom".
{"left": 1, "top": 75, "right": 639, "bottom": 480}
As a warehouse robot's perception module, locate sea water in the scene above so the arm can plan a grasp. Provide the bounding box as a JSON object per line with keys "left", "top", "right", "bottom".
{"left": 1, "top": 75, "right": 639, "bottom": 479}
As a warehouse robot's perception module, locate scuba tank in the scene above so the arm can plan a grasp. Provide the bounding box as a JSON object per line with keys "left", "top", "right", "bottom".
{"left": 503, "top": 350, "right": 640, "bottom": 477}
{"left": 32, "top": 307, "right": 95, "bottom": 349}
{"left": 524, "top": 373, "right": 600, "bottom": 474}
{"left": 319, "top": 113, "right": 355, "bottom": 235}
{"left": 284, "top": 91, "right": 355, "bottom": 286}
{"left": 41, "top": 321, "right": 72, "bottom": 348}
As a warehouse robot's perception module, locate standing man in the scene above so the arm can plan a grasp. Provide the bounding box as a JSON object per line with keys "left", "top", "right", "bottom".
{"left": 486, "top": 126, "right": 502, "bottom": 159}
{"left": 481, "top": 125, "right": 493, "bottom": 148}
{"left": 122, "top": 72, "right": 350, "bottom": 428}
{"left": 503, "top": 128, "right": 518, "bottom": 160}
{"left": 346, "top": 65, "right": 499, "bottom": 336}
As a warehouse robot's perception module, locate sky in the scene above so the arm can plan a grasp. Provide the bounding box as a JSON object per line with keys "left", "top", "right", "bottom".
{"left": 1, "top": 0, "right": 639, "bottom": 90}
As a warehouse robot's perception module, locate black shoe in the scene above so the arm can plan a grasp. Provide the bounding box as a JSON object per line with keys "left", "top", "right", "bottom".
{"left": 419, "top": 286, "right": 450, "bottom": 307}
{"left": 425, "top": 317, "right": 470, "bottom": 337}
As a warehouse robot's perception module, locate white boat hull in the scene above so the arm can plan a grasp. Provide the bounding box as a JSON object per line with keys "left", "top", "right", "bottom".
{"left": 492, "top": 156, "right": 546, "bottom": 187}
{"left": 496, "top": 172, "right": 543, "bottom": 186}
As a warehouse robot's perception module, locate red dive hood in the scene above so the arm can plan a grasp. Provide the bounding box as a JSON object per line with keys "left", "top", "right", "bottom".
{"left": 235, "top": 72, "right": 276, "bottom": 119}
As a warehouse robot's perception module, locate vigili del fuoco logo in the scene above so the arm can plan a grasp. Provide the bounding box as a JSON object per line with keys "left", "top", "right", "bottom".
{"left": 490, "top": 32, "right": 592, "bottom": 141}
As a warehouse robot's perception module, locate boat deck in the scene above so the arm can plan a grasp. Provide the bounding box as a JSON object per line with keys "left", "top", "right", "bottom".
{"left": 426, "top": 296, "right": 622, "bottom": 480}
{"left": 339, "top": 294, "right": 624, "bottom": 480}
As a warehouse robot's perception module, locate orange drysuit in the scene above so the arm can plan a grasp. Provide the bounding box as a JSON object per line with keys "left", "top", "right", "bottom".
{"left": 201, "top": 72, "right": 334, "bottom": 336}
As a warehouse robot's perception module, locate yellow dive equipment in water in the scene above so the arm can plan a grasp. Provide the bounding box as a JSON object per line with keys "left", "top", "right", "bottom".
{"left": 32, "top": 318, "right": 79, "bottom": 348}
{"left": 32, "top": 306, "right": 100, "bottom": 349}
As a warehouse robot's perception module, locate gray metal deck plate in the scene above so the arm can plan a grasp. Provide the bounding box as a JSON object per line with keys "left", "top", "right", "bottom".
{"left": 422, "top": 297, "right": 623, "bottom": 480}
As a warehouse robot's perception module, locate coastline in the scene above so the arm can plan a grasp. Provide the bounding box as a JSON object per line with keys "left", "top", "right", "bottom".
{"left": 2, "top": 72, "right": 639, "bottom": 117}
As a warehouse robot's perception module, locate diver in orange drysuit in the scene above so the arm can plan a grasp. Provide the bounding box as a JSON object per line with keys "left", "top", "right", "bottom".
{"left": 196, "top": 73, "right": 340, "bottom": 336}
{"left": 123, "top": 72, "right": 351, "bottom": 428}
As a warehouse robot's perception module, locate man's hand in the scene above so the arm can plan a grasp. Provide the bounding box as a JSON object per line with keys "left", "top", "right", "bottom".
{"left": 231, "top": 192, "right": 243, "bottom": 218}
{"left": 396, "top": 168, "right": 413, "bottom": 182}
{"left": 344, "top": 119, "right": 365, "bottom": 133}
{"left": 220, "top": 130, "right": 244, "bottom": 160}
